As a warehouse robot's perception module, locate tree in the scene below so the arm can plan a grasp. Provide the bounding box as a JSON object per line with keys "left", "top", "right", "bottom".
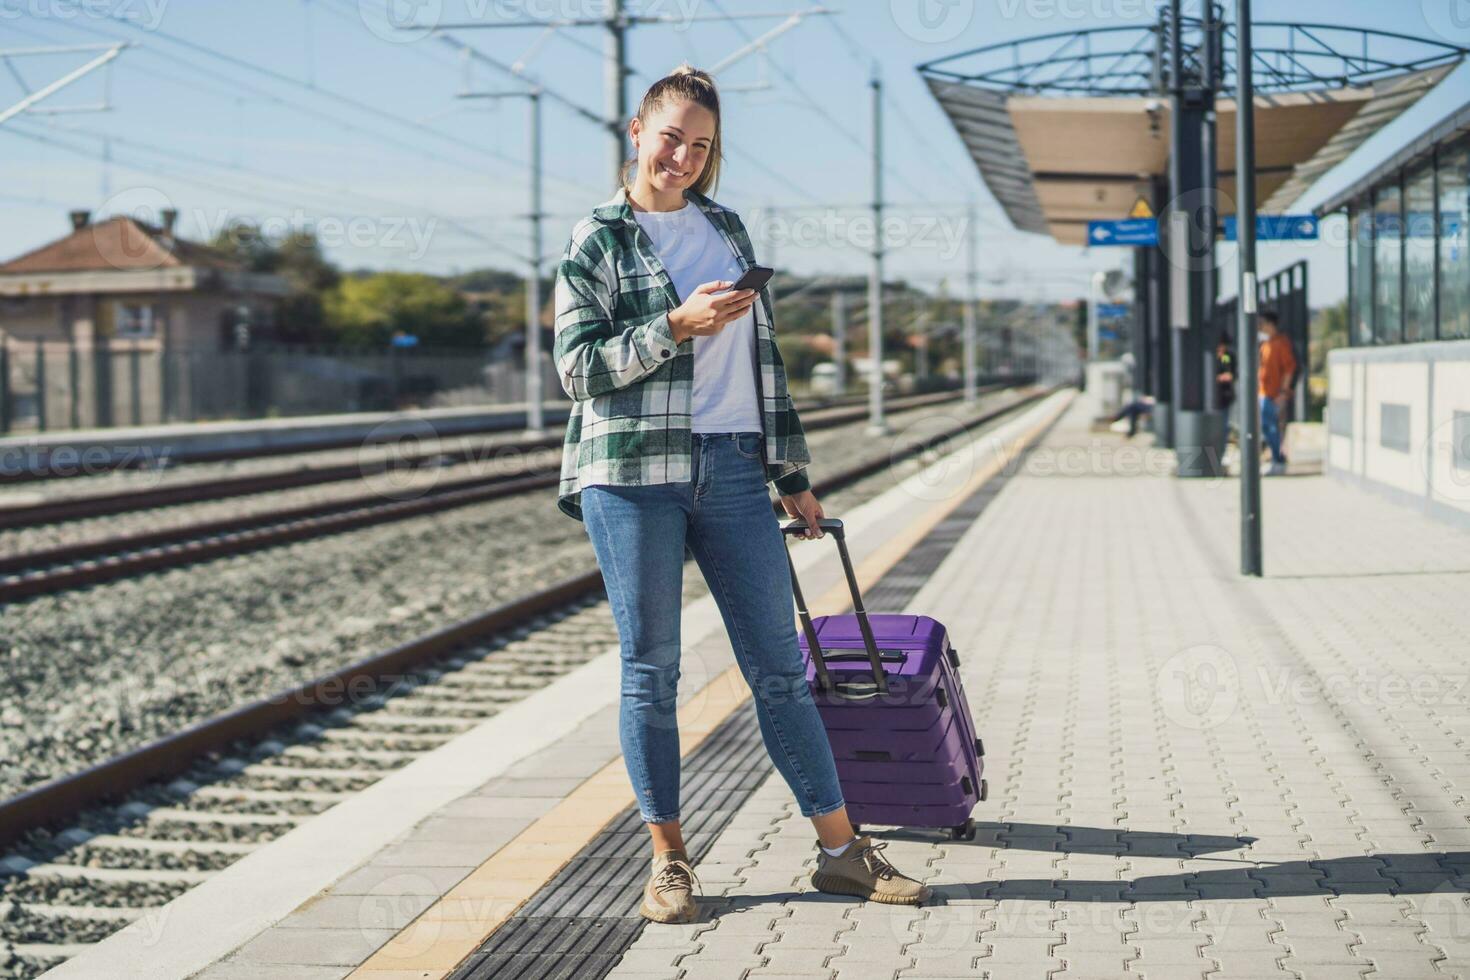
{"left": 209, "top": 223, "right": 340, "bottom": 343}
{"left": 1310, "top": 299, "right": 1348, "bottom": 376}
{"left": 323, "top": 272, "right": 482, "bottom": 348}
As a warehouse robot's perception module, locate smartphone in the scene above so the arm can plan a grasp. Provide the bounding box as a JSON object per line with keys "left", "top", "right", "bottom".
{"left": 725, "top": 265, "right": 773, "bottom": 294}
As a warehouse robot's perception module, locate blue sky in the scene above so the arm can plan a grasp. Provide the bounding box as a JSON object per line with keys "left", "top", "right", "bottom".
{"left": 3, "top": 0, "right": 1469, "bottom": 306}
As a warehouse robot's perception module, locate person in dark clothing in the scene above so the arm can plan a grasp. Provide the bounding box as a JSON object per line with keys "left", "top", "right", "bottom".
{"left": 1109, "top": 395, "right": 1154, "bottom": 438}
{"left": 1215, "top": 337, "right": 1236, "bottom": 440}
{"left": 1215, "top": 337, "right": 1235, "bottom": 412}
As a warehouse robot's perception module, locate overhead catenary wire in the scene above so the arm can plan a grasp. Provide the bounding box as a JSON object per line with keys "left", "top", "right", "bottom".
{"left": 431, "top": 11, "right": 833, "bottom": 206}
{"left": 2, "top": 5, "right": 1104, "bottom": 303}
{"left": 14, "top": 120, "right": 534, "bottom": 262}
{"left": 0, "top": 17, "right": 567, "bottom": 191}
{"left": 5, "top": 123, "right": 533, "bottom": 262}
{"left": 0, "top": 23, "right": 534, "bottom": 245}
{"left": 819, "top": 12, "right": 980, "bottom": 204}
{"left": 0, "top": 1, "right": 605, "bottom": 196}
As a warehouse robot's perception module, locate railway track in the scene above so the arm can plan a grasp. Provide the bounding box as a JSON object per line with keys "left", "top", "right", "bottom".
{"left": 0, "top": 388, "right": 997, "bottom": 604}
{"left": 0, "top": 386, "right": 1048, "bottom": 980}
{"left": 2, "top": 383, "right": 1027, "bottom": 487}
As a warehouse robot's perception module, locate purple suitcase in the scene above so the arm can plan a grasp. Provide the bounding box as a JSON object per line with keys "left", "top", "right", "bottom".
{"left": 780, "top": 518, "right": 986, "bottom": 841}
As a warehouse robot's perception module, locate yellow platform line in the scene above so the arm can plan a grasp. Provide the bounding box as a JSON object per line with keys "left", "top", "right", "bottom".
{"left": 348, "top": 390, "right": 1070, "bottom": 978}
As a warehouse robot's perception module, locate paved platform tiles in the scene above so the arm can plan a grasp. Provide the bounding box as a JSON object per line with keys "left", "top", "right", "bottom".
{"left": 72, "top": 385, "right": 1470, "bottom": 980}
{"left": 122, "top": 393, "right": 1068, "bottom": 980}
{"left": 597, "top": 397, "right": 1470, "bottom": 980}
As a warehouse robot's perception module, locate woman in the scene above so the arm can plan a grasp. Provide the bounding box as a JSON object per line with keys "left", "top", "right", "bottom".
{"left": 552, "top": 64, "right": 931, "bottom": 923}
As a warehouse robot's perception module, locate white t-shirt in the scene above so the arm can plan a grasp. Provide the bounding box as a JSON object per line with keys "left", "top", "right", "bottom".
{"left": 633, "top": 199, "right": 761, "bottom": 433}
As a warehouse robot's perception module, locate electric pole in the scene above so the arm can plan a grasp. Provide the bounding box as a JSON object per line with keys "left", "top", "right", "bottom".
{"left": 831, "top": 288, "right": 848, "bottom": 396}
{"left": 429, "top": 6, "right": 833, "bottom": 189}
{"left": 1236, "top": 0, "right": 1263, "bottom": 575}
{"left": 866, "top": 66, "right": 889, "bottom": 436}
{"left": 605, "top": 0, "right": 628, "bottom": 185}
{"left": 964, "top": 200, "right": 979, "bottom": 405}
{"left": 458, "top": 87, "right": 547, "bottom": 435}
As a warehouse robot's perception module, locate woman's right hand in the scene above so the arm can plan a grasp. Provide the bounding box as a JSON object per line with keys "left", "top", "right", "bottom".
{"left": 668, "top": 280, "right": 756, "bottom": 344}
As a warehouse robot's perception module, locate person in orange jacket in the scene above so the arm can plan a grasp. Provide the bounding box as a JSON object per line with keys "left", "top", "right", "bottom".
{"left": 1258, "top": 309, "right": 1296, "bottom": 476}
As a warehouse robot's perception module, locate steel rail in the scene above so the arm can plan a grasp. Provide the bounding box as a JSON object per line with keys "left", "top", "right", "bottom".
{"left": 0, "top": 385, "right": 1052, "bottom": 850}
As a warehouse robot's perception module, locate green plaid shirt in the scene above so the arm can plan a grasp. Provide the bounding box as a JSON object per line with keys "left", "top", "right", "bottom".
{"left": 553, "top": 186, "right": 812, "bottom": 522}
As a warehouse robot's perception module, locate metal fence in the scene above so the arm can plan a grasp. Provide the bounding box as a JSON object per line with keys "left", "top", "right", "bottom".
{"left": 0, "top": 339, "right": 563, "bottom": 434}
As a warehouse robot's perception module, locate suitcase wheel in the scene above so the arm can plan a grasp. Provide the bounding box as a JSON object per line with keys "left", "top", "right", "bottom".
{"left": 975, "top": 737, "right": 985, "bottom": 758}
{"left": 950, "top": 818, "right": 976, "bottom": 842}
{"left": 980, "top": 778, "right": 989, "bottom": 802}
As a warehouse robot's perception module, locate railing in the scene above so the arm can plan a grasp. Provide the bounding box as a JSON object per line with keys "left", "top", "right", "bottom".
{"left": 918, "top": 21, "right": 1468, "bottom": 97}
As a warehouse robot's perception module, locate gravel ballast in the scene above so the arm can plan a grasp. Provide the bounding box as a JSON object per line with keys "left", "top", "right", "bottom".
{"left": 0, "top": 393, "right": 1021, "bottom": 800}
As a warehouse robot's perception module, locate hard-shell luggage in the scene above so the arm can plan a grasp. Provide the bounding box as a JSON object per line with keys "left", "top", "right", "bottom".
{"left": 780, "top": 518, "right": 987, "bottom": 841}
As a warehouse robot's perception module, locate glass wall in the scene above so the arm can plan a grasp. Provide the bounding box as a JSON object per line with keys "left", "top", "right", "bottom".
{"left": 1345, "top": 136, "right": 1470, "bottom": 347}
{"left": 1349, "top": 203, "right": 1374, "bottom": 346}
{"left": 1441, "top": 141, "right": 1469, "bottom": 341}
{"left": 1404, "top": 162, "right": 1436, "bottom": 343}
{"left": 1373, "top": 181, "right": 1403, "bottom": 344}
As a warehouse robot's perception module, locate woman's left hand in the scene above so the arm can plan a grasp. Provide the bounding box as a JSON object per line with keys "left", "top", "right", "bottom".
{"left": 780, "top": 489, "right": 825, "bottom": 539}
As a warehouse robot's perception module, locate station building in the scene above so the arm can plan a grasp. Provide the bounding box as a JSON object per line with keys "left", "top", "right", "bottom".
{"left": 1315, "top": 100, "right": 1470, "bottom": 527}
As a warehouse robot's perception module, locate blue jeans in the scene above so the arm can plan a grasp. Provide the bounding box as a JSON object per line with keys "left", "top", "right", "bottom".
{"left": 1261, "top": 395, "right": 1285, "bottom": 463}
{"left": 580, "top": 430, "right": 846, "bottom": 824}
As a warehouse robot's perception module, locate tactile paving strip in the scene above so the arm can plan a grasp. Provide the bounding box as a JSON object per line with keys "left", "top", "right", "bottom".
{"left": 449, "top": 417, "right": 1058, "bottom": 980}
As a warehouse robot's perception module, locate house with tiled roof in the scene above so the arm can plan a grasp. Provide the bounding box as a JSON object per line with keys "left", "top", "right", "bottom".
{"left": 0, "top": 209, "right": 288, "bottom": 349}
{"left": 0, "top": 210, "right": 290, "bottom": 429}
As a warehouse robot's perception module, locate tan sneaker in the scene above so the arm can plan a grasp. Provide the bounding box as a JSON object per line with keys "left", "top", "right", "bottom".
{"left": 639, "top": 848, "right": 700, "bottom": 923}
{"left": 810, "top": 836, "right": 932, "bottom": 905}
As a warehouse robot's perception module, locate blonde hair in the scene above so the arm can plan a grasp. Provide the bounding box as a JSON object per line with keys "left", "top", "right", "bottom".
{"left": 619, "top": 62, "right": 722, "bottom": 197}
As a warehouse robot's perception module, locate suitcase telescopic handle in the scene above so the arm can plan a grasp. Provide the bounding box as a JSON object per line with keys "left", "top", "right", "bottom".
{"left": 780, "top": 518, "right": 889, "bottom": 695}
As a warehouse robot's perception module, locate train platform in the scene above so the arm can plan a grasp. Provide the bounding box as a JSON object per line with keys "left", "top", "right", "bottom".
{"left": 46, "top": 387, "right": 1470, "bottom": 980}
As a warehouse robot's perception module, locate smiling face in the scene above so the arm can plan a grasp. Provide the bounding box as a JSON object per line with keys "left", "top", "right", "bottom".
{"left": 629, "top": 99, "right": 717, "bottom": 197}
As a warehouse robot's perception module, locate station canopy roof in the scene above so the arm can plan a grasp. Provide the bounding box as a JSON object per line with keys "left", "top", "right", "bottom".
{"left": 918, "top": 21, "right": 1466, "bottom": 245}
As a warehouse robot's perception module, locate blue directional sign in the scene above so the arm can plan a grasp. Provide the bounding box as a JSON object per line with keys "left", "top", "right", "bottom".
{"left": 1087, "top": 218, "right": 1159, "bottom": 247}
{"left": 1096, "top": 303, "right": 1131, "bottom": 319}
{"left": 1223, "top": 214, "right": 1319, "bottom": 241}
